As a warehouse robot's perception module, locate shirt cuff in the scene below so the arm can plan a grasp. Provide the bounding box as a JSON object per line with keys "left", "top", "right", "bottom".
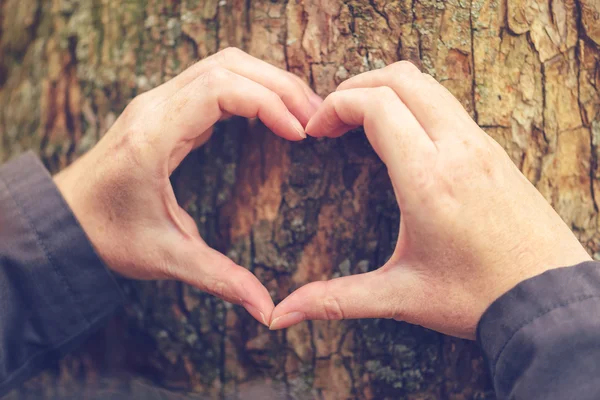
{"left": 0, "top": 151, "right": 124, "bottom": 343}
{"left": 476, "top": 261, "right": 600, "bottom": 385}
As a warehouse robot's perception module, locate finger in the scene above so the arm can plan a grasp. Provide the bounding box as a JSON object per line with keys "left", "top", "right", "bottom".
{"left": 337, "top": 61, "right": 476, "bottom": 141}
{"left": 305, "top": 87, "right": 436, "bottom": 191}
{"left": 287, "top": 72, "right": 324, "bottom": 111}
{"left": 177, "top": 245, "right": 274, "bottom": 326}
{"left": 169, "top": 67, "right": 306, "bottom": 141}
{"left": 155, "top": 47, "right": 320, "bottom": 126}
{"left": 269, "top": 268, "right": 421, "bottom": 329}
{"left": 163, "top": 68, "right": 306, "bottom": 173}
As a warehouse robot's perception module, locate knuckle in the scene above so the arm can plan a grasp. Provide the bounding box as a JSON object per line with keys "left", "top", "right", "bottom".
{"left": 126, "top": 136, "right": 150, "bottom": 168}
{"left": 266, "top": 89, "right": 282, "bottom": 105}
{"left": 328, "top": 90, "right": 344, "bottom": 106}
{"left": 204, "top": 261, "right": 246, "bottom": 303}
{"left": 388, "top": 60, "right": 420, "bottom": 75}
{"left": 321, "top": 283, "right": 345, "bottom": 320}
{"left": 131, "top": 91, "right": 152, "bottom": 106}
{"left": 215, "top": 47, "right": 245, "bottom": 64}
{"left": 125, "top": 92, "right": 153, "bottom": 117}
{"left": 167, "top": 94, "right": 192, "bottom": 116}
{"left": 113, "top": 118, "right": 153, "bottom": 165}
{"left": 222, "top": 46, "right": 244, "bottom": 56}
{"left": 327, "top": 91, "right": 346, "bottom": 117}
{"left": 370, "top": 86, "right": 398, "bottom": 107}
{"left": 197, "top": 67, "right": 228, "bottom": 88}
{"left": 152, "top": 248, "right": 180, "bottom": 280}
{"left": 372, "top": 86, "right": 397, "bottom": 101}
{"left": 160, "top": 262, "right": 178, "bottom": 280}
{"left": 120, "top": 104, "right": 137, "bottom": 123}
{"left": 206, "top": 278, "right": 228, "bottom": 299}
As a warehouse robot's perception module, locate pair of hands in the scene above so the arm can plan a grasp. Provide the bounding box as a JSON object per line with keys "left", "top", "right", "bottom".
{"left": 54, "top": 48, "right": 591, "bottom": 340}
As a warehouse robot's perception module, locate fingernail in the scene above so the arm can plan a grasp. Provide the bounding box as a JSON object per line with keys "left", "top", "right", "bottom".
{"left": 290, "top": 114, "right": 306, "bottom": 139}
{"left": 242, "top": 301, "right": 268, "bottom": 327}
{"left": 269, "top": 311, "right": 305, "bottom": 330}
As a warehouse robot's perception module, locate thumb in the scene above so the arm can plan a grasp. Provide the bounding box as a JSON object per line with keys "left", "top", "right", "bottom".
{"left": 175, "top": 243, "right": 274, "bottom": 326}
{"left": 269, "top": 266, "right": 422, "bottom": 330}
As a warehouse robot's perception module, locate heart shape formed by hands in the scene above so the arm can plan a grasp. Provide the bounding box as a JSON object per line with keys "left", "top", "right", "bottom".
{"left": 54, "top": 48, "right": 317, "bottom": 327}
{"left": 55, "top": 48, "right": 592, "bottom": 340}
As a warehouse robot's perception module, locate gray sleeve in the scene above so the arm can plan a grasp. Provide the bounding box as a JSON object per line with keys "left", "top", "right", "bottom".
{"left": 0, "top": 151, "right": 123, "bottom": 396}
{"left": 477, "top": 261, "right": 600, "bottom": 400}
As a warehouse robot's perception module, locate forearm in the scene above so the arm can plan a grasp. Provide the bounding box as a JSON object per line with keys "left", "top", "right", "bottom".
{"left": 477, "top": 261, "right": 600, "bottom": 400}
{"left": 0, "top": 152, "right": 123, "bottom": 396}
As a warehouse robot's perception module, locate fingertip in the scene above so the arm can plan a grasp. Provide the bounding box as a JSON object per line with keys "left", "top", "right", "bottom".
{"left": 242, "top": 301, "right": 270, "bottom": 326}
{"left": 291, "top": 115, "right": 307, "bottom": 140}
{"left": 305, "top": 116, "right": 319, "bottom": 137}
{"left": 304, "top": 108, "right": 332, "bottom": 138}
{"left": 263, "top": 110, "right": 306, "bottom": 141}
{"left": 191, "top": 248, "right": 275, "bottom": 326}
{"left": 306, "top": 118, "right": 357, "bottom": 138}
{"left": 242, "top": 301, "right": 269, "bottom": 327}
{"left": 269, "top": 311, "right": 305, "bottom": 330}
{"left": 269, "top": 288, "right": 305, "bottom": 324}
{"left": 241, "top": 283, "right": 274, "bottom": 327}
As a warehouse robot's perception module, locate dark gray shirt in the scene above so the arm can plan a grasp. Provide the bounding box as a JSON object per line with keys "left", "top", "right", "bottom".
{"left": 0, "top": 152, "right": 122, "bottom": 396}
{"left": 1, "top": 152, "right": 600, "bottom": 399}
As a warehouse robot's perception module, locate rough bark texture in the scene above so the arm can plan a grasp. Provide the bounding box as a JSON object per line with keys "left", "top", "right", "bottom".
{"left": 1, "top": 0, "right": 599, "bottom": 399}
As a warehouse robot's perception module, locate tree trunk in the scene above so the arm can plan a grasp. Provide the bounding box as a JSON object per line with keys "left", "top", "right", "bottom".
{"left": 1, "top": 0, "right": 599, "bottom": 398}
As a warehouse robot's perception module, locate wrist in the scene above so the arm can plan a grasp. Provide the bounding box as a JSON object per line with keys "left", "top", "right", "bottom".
{"left": 53, "top": 155, "right": 108, "bottom": 270}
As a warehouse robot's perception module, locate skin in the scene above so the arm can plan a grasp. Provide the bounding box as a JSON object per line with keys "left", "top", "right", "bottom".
{"left": 53, "top": 48, "right": 323, "bottom": 326}
{"left": 55, "top": 49, "right": 591, "bottom": 339}
{"left": 269, "top": 61, "right": 592, "bottom": 339}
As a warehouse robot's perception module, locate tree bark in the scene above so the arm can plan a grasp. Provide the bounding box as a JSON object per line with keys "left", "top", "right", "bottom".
{"left": 1, "top": 0, "right": 599, "bottom": 398}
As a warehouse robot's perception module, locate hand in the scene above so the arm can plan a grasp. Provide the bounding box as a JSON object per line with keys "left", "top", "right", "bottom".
{"left": 269, "top": 61, "right": 591, "bottom": 339}
{"left": 53, "top": 48, "right": 322, "bottom": 326}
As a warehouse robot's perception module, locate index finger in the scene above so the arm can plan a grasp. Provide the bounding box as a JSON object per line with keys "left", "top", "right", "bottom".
{"left": 160, "top": 68, "right": 307, "bottom": 174}
{"left": 305, "top": 86, "right": 437, "bottom": 191}
{"left": 155, "top": 48, "right": 322, "bottom": 126}
{"left": 337, "top": 61, "right": 477, "bottom": 141}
